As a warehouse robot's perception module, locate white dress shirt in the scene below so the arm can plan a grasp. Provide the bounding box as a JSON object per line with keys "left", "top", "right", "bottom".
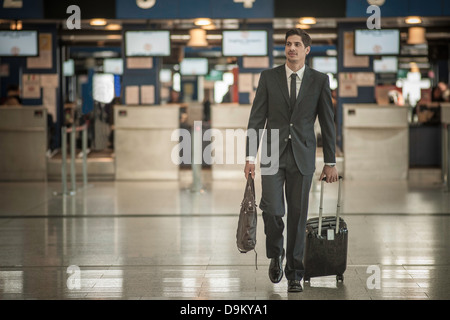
{"left": 285, "top": 64, "right": 305, "bottom": 100}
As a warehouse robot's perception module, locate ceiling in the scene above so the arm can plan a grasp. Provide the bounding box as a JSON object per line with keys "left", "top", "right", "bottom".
{"left": 3, "top": 15, "right": 449, "bottom": 48}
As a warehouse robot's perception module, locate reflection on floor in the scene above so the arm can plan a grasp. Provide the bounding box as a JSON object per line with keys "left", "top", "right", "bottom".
{"left": 0, "top": 169, "right": 449, "bottom": 300}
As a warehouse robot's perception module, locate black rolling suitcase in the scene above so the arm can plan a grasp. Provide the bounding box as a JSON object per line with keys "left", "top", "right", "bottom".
{"left": 303, "top": 176, "right": 348, "bottom": 282}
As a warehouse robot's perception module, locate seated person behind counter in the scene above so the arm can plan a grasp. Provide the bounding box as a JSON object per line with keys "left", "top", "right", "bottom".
{"left": 1, "top": 84, "right": 22, "bottom": 106}
{"left": 414, "top": 85, "right": 449, "bottom": 124}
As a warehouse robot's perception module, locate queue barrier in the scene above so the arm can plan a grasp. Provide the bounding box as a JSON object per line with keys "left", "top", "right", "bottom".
{"left": 58, "top": 124, "right": 88, "bottom": 195}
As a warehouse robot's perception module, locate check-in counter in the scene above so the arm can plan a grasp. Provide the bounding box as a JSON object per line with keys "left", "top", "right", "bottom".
{"left": 441, "top": 103, "right": 450, "bottom": 189}
{"left": 114, "top": 105, "right": 180, "bottom": 180}
{"left": 210, "top": 104, "right": 251, "bottom": 179}
{"left": 442, "top": 103, "right": 450, "bottom": 123}
{"left": 343, "top": 104, "right": 409, "bottom": 180}
{"left": 0, "top": 106, "right": 47, "bottom": 181}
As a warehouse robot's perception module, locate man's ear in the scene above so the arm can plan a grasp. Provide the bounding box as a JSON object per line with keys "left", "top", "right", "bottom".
{"left": 305, "top": 46, "right": 311, "bottom": 55}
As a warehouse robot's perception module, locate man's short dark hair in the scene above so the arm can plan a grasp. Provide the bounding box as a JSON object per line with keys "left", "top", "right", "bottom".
{"left": 285, "top": 28, "right": 312, "bottom": 48}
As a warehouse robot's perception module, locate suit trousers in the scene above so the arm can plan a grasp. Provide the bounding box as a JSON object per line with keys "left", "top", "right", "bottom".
{"left": 260, "top": 140, "right": 313, "bottom": 281}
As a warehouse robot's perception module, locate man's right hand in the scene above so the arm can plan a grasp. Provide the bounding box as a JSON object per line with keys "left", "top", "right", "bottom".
{"left": 244, "top": 161, "right": 255, "bottom": 180}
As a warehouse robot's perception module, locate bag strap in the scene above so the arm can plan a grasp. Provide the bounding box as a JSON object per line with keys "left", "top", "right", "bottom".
{"left": 241, "top": 175, "right": 256, "bottom": 205}
{"left": 247, "top": 175, "right": 255, "bottom": 195}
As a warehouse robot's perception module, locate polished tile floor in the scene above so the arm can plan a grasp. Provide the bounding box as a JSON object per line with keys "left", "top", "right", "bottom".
{"left": 0, "top": 169, "right": 449, "bottom": 300}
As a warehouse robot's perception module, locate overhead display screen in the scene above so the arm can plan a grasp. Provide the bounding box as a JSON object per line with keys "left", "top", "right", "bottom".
{"left": 373, "top": 56, "right": 398, "bottom": 73}
{"left": 124, "top": 30, "right": 171, "bottom": 57}
{"left": 103, "top": 58, "right": 123, "bottom": 75}
{"left": 354, "top": 29, "right": 400, "bottom": 56}
{"left": 311, "top": 56, "right": 337, "bottom": 74}
{"left": 222, "top": 30, "right": 268, "bottom": 57}
{"left": 0, "top": 31, "right": 39, "bottom": 57}
{"left": 180, "top": 58, "right": 208, "bottom": 76}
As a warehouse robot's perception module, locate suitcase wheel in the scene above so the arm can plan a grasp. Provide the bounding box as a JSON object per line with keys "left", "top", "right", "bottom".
{"left": 336, "top": 274, "right": 344, "bottom": 282}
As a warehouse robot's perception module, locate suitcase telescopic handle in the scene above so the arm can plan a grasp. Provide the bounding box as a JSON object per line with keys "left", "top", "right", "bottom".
{"left": 319, "top": 176, "right": 343, "bottom": 235}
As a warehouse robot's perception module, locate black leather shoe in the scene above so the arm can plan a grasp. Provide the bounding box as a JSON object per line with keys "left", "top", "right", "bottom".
{"left": 288, "top": 280, "right": 303, "bottom": 292}
{"left": 268, "top": 249, "right": 285, "bottom": 283}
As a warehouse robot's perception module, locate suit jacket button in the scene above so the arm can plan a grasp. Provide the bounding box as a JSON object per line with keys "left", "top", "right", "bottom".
{"left": 284, "top": 138, "right": 288, "bottom": 142}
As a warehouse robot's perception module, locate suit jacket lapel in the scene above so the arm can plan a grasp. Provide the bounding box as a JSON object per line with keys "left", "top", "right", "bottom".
{"left": 275, "top": 64, "right": 290, "bottom": 107}
{"left": 296, "top": 65, "right": 314, "bottom": 106}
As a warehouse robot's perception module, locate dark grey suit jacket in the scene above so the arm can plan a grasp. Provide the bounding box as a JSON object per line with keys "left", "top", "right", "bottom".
{"left": 246, "top": 64, "right": 336, "bottom": 176}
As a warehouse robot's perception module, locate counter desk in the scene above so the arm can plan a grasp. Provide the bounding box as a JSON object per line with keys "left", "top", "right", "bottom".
{"left": 0, "top": 106, "right": 48, "bottom": 181}
{"left": 114, "top": 105, "right": 180, "bottom": 180}
{"left": 210, "top": 104, "right": 252, "bottom": 180}
{"left": 441, "top": 103, "right": 450, "bottom": 189}
{"left": 442, "top": 103, "right": 450, "bottom": 123}
{"left": 343, "top": 104, "right": 409, "bottom": 180}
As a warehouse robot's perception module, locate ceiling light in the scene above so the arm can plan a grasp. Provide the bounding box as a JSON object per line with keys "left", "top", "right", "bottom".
{"left": 90, "top": 19, "right": 107, "bottom": 26}
{"left": 105, "top": 23, "right": 121, "bottom": 30}
{"left": 206, "top": 34, "right": 222, "bottom": 40}
{"left": 405, "top": 16, "right": 422, "bottom": 24}
{"left": 299, "top": 17, "right": 316, "bottom": 25}
{"left": 407, "top": 27, "right": 426, "bottom": 44}
{"left": 106, "top": 35, "right": 122, "bottom": 40}
{"left": 296, "top": 23, "right": 310, "bottom": 29}
{"left": 202, "top": 24, "right": 216, "bottom": 30}
{"left": 187, "top": 28, "right": 208, "bottom": 47}
{"left": 194, "top": 18, "right": 212, "bottom": 26}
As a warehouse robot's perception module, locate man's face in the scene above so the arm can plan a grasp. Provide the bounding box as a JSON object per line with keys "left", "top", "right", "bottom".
{"left": 285, "top": 34, "right": 310, "bottom": 65}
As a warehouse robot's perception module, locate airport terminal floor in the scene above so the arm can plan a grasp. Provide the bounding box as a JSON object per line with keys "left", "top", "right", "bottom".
{"left": 0, "top": 168, "right": 449, "bottom": 300}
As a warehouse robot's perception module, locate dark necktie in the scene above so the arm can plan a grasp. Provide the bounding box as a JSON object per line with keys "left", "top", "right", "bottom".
{"left": 290, "top": 73, "right": 297, "bottom": 112}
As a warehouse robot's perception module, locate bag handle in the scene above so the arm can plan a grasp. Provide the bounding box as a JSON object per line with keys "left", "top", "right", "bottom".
{"left": 318, "top": 176, "right": 343, "bottom": 235}
{"left": 246, "top": 175, "right": 255, "bottom": 197}
{"left": 241, "top": 175, "right": 256, "bottom": 206}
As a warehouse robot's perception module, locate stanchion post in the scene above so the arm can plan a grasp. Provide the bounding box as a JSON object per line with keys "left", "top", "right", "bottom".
{"left": 442, "top": 123, "right": 448, "bottom": 185}
{"left": 61, "top": 126, "right": 67, "bottom": 195}
{"left": 70, "top": 123, "right": 76, "bottom": 193}
{"left": 191, "top": 121, "right": 203, "bottom": 193}
{"left": 82, "top": 125, "right": 88, "bottom": 187}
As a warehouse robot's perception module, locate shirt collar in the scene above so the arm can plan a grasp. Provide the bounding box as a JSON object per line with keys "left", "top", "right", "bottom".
{"left": 285, "top": 64, "right": 306, "bottom": 81}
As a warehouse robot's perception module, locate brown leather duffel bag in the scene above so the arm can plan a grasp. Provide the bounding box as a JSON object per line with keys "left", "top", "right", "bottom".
{"left": 236, "top": 175, "right": 258, "bottom": 268}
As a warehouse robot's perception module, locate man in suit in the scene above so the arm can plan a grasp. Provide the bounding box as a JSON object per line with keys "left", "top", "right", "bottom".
{"left": 244, "top": 28, "right": 339, "bottom": 292}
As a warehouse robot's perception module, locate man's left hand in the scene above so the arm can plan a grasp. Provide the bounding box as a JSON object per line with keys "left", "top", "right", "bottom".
{"left": 320, "top": 165, "right": 339, "bottom": 183}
